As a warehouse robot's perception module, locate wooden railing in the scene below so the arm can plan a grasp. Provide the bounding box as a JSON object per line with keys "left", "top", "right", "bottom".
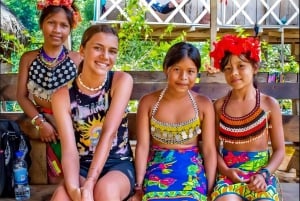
{"left": 95, "top": 0, "right": 299, "bottom": 27}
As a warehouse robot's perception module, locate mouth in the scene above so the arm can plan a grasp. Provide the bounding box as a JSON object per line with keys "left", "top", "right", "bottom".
{"left": 95, "top": 61, "right": 109, "bottom": 68}
{"left": 50, "top": 35, "right": 62, "bottom": 41}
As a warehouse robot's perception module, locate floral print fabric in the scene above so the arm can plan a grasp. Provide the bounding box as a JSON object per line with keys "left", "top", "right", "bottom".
{"left": 143, "top": 146, "right": 207, "bottom": 201}
{"left": 211, "top": 149, "right": 279, "bottom": 201}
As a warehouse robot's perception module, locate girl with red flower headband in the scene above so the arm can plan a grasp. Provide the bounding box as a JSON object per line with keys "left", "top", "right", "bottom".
{"left": 17, "top": 0, "right": 82, "bottom": 185}
{"left": 209, "top": 34, "right": 285, "bottom": 201}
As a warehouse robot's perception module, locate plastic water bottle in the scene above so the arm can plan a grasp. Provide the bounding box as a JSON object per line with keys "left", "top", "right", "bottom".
{"left": 13, "top": 151, "right": 30, "bottom": 201}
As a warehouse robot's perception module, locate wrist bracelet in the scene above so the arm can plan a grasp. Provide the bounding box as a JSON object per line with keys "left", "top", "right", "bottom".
{"left": 257, "top": 168, "right": 271, "bottom": 182}
{"left": 35, "top": 118, "right": 45, "bottom": 131}
{"left": 134, "top": 183, "right": 143, "bottom": 189}
{"left": 31, "top": 114, "right": 43, "bottom": 126}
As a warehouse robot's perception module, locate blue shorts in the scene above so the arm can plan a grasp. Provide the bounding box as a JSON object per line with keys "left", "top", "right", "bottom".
{"left": 80, "top": 157, "right": 135, "bottom": 199}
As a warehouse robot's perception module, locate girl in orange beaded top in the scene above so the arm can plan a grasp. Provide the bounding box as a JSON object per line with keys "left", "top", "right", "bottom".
{"left": 210, "top": 34, "right": 285, "bottom": 201}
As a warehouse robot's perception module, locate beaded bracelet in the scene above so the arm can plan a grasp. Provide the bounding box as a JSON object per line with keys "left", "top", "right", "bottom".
{"left": 257, "top": 168, "right": 271, "bottom": 182}
{"left": 31, "top": 114, "right": 44, "bottom": 126}
{"left": 134, "top": 183, "right": 143, "bottom": 190}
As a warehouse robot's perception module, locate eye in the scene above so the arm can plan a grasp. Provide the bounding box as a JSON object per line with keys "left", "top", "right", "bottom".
{"left": 188, "top": 69, "right": 196, "bottom": 74}
{"left": 223, "top": 66, "right": 231, "bottom": 72}
{"left": 109, "top": 49, "right": 118, "bottom": 55}
{"left": 62, "top": 23, "right": 69, "bottom": 28}
{"left": 94, "top": 46, "right": 103, "bottom": 51}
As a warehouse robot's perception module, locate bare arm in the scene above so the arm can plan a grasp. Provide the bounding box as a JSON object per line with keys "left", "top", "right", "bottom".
{"left": 16, "top": 51, "right": 39, "bottom": 119}
{"left": 198, "top": 95, "right": 217, "bottom": 195}
{"left": 263, "top": 95, "right": 285, "bottom": 173}
{"left": 51, "top": 86, "right": 81, "bottom": 200}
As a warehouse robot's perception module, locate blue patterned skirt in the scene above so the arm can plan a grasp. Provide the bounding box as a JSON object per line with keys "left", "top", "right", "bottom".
{"left": 143, "top": 146, "right": 207, "bottom": 201}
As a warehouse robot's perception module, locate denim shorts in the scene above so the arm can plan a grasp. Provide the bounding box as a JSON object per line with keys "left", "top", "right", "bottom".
{"left": 80, "top": 157, "right": 135, "bottom": 198}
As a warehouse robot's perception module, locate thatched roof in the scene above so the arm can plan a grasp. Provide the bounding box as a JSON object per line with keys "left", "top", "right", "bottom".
{"left": 1, "top": 1, "right": 28, "bottom": 44}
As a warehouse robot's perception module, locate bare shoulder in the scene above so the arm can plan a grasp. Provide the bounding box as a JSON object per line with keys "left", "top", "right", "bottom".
{"left": 68, "top": 51, "right": 81, "bottom": 66}
{"left": 213, "top": 96, "right": 226, "bottom": 113}
{"left": 260, "top": 93, "right": 280, "bottom": 111}
{"left": 20, "top": 49, "right": 39, "bottom": 66}
{"left": 112, "top": 71, "right": 133, "bottom": 86}
{"left": 139, "top": 90, "right": 161, "bottom": 108}
{"left": 192, "top": 91, "right": 213, "bottom": 107}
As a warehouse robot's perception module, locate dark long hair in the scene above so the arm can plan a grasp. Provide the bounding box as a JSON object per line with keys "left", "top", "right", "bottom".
{"left": 163, "top": 42, "right": 201, "bottom": 71}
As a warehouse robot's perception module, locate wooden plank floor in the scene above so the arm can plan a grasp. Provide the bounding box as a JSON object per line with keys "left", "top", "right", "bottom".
{"left": 0, "top": 183, "right": 299, "bottom": 201}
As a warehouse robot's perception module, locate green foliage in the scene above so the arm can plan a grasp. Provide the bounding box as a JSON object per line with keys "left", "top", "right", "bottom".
{"left": 3, "top": 0, "right": 39, "bottom": 32}
{"left": 113, "top": 0, "right": 188, "bottom": 71}
{"left": 260, "top": 43, "right": 299, "bottom": 73}
{"left": 0, "top": 30, "right": 42, "bottom": 73}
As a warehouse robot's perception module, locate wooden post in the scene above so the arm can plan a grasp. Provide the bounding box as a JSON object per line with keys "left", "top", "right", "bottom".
{"left": 210, "top": 0, "right": 217, "bottom": 68}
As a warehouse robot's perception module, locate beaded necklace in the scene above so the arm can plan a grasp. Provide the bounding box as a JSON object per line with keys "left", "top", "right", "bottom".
{"left": 219, "top": 89, "right": 269, "bottom": 144}
{"left": 150, "top": 88, "right": 201, "bottom": 144}
{"left": 77, "top": 73, "right": 107, "bottom": 92}
{"left": 39, "top": 46, "right": 65, "bottom": 66}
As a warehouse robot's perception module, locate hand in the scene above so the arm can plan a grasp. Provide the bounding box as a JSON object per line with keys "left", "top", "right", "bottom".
{"left": 81, "top": 187, "right": 94, "bottom": 201}
{"left": 39, "top": 122, "right": 58, "bottom": 143}
{"left": 68, "top": 187, "right": 81, "bottom": 201}
{"left": 247, "top": 174, "right": 267, "bottom": 192}
{"left": 225, "top": 168, "right": 250, "bottom": 184}
{"left": 130, "top": 189, "right": 144, "bottom": 201}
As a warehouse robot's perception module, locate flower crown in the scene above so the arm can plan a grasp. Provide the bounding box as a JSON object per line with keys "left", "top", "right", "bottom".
{"left": 37, "top": 0, "right": 81, "bottom": 28}
{"left": 210, "top": 34, "right": 260, "bottom": 70}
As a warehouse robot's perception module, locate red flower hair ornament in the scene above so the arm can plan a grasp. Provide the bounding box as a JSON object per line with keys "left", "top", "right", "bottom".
{"left": 37, "top": 0, "right": 81, "bottom": 28}
{"left": 210, "top": 35, "right": 261, "bottom": 70}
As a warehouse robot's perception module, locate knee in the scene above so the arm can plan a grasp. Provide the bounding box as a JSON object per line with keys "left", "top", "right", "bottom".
{"left": 51, "top": 185, "right": 70, "bottom": 201}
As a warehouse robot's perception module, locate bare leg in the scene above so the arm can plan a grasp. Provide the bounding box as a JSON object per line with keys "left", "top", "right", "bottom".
{"left": 94, "top": 170, "right": 131, "bottom": 201}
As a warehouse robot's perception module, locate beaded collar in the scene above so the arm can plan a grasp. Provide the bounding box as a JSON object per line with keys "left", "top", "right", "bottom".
{"left": 150, "top": 88, "right": 202, "bottom": 144}
{"left": 219, "top": 89, "right": 269, "bottom": 144}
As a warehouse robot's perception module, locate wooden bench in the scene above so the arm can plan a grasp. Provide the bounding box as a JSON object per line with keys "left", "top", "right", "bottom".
{"left": 0, "top": 71, "right": 299, "bottom": 200}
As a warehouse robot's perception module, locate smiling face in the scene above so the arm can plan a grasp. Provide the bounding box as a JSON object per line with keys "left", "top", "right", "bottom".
{"left": 80, "top": 32, "right": 118, "bottom": 76}
{"left": 41, "top": 9, "right": 71, "bottom": 47}
{"left": 223, "top": 54, "right": 258, "bottom": 89}
{"left": 165, "top": 56, "right": 198, "bottom": 92}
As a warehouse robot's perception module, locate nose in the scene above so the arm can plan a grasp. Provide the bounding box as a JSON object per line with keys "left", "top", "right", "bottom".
{"left": 180, "top": 71, "right": 188, "bottom": 80}
{"left": 101, "top": 49, "right": 109, "bottom": 59}
{"left": 53, "top": 24, "right": 61, "bottom": 33}
{"left": 231, "top": 67, "right": 239, "bottom": 76}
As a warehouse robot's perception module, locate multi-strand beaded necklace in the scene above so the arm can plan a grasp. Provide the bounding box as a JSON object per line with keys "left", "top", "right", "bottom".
{"left": 219, "top": 89, "right": 269, "bottom": 144}
{"left": 39, "top": 46, "right": 66, "bottom": 67}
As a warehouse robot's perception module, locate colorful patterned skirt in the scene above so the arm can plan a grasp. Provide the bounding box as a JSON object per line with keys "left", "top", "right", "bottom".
{"left": 142, "top": 146, "right": 207, "bottom": 201}
{"left": 211, "top": 149, "right": 279, "bottom": 201}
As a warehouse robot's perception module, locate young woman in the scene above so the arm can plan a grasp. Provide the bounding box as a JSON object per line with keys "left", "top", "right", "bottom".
{"left": 50, "top": 24, "right": 135, "bottom": 201}
{"left": 131, "top": 42, "right": 217, "bottom": 201}
{"left": 210, "top": 34, "right": 285, "bottom": 201}
{"left": 16, "top": 0, "right": 81, "bottom": 184}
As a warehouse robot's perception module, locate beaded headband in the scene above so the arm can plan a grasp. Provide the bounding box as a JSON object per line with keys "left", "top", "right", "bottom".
{"left": 37, "top": 0, "right": 81, "bottom": 28}
{"left": 210, "top": 34, "right": 260, "bottom": 70}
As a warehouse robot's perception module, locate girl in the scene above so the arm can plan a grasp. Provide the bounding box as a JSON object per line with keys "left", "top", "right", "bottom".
{"left": 50, "top": 24, "right": 135, "bottom": 201}
{"left": 210, "top": 34, "right": 285, "bottom": 201}
{"left": 132, "top": 42, "right": 217, "bottom": 201}
{"left": 16, "top": 0, "right": 81, "bottom": 184}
